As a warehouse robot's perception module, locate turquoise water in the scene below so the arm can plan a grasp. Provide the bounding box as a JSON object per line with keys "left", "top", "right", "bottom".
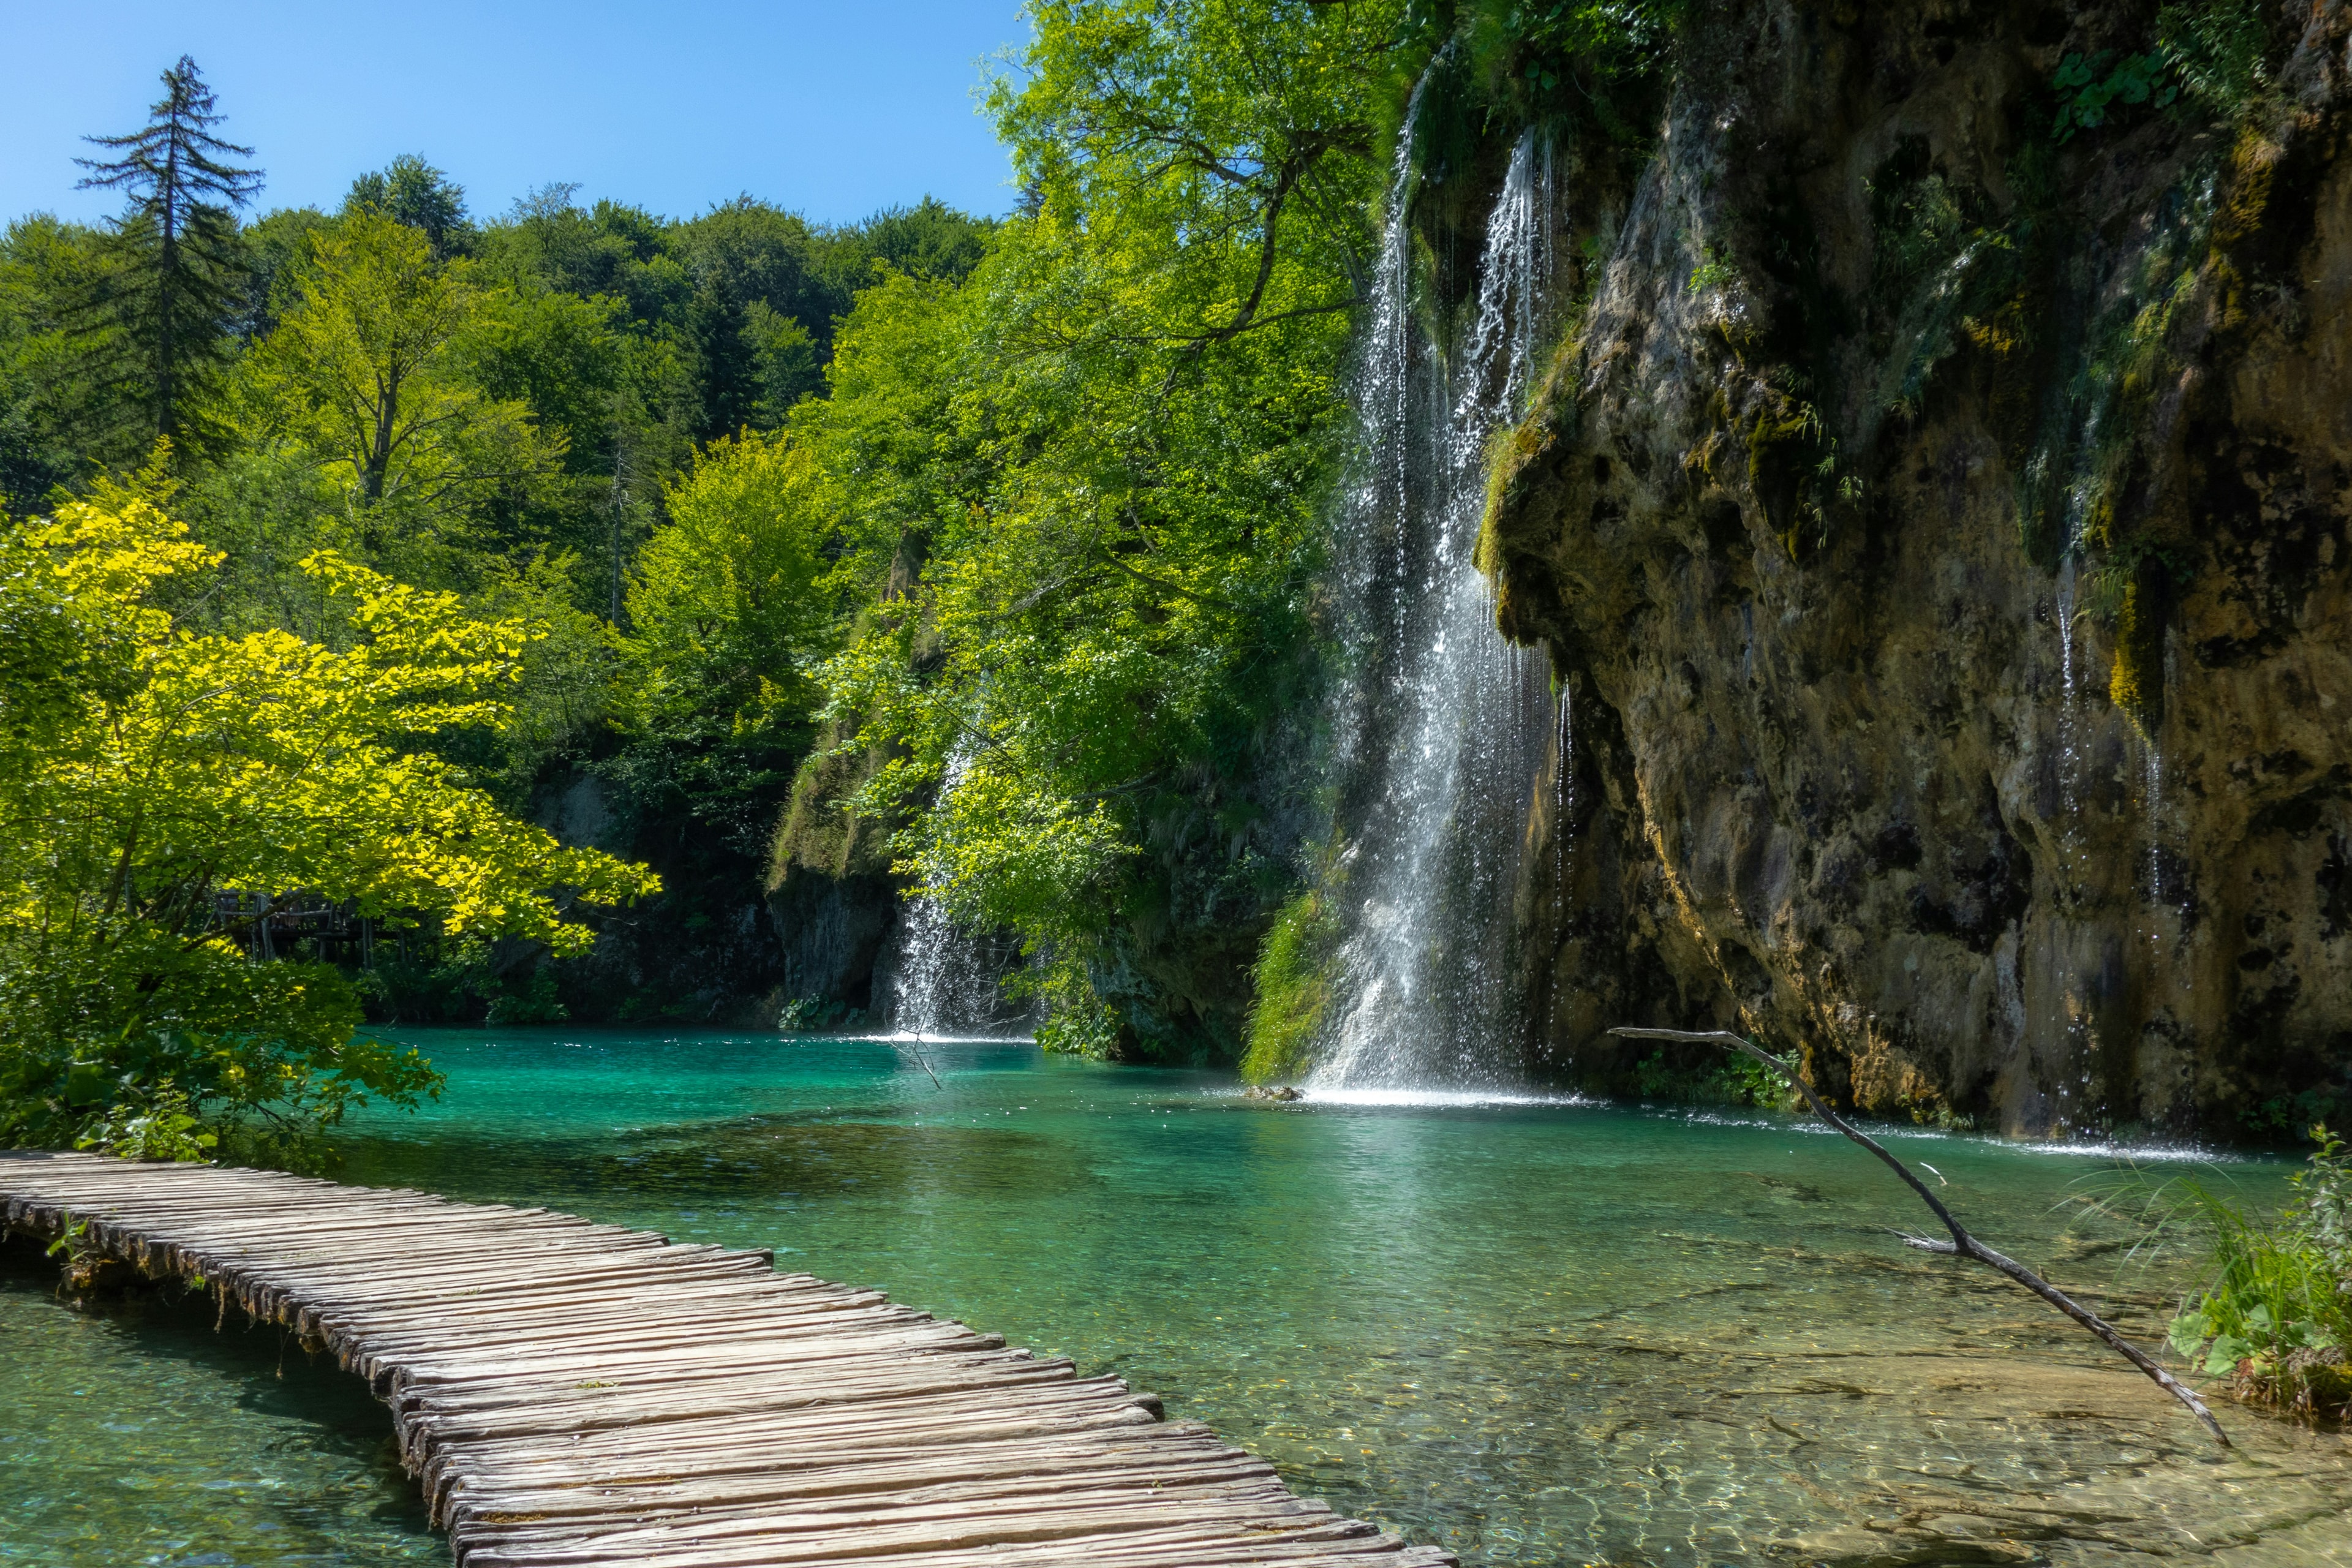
{"left": 6, "top": 1030, "right": 2350, "bottom": 1566}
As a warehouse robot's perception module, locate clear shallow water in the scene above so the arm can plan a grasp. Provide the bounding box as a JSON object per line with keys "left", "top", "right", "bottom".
{"left": 6, "top": 1031, "right": 2349, "bottom": 1567}
{"left": 0, "top": 1246, "right": 435, "bottom": 1566}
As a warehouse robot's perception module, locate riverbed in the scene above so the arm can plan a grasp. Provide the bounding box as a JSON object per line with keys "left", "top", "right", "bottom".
{"left": 4, "top": 1030, "right": 2346, "bottom": 1566}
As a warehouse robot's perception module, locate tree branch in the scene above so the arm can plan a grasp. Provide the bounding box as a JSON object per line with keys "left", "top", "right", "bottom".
{"left": 1608, "top": 1024, "right": 2231, "bottom": 1447}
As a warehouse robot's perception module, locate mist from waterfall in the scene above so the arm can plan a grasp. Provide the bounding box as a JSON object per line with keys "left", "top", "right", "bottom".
{"left": 884, "top": 744, "right": 1017, "bottom": 1039}
{"left": 1311, "top": 126, "right": 1559, "bottom": 1090}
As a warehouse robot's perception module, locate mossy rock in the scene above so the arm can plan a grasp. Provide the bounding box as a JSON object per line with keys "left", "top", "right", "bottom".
{"left": 1240, "top": 889, "right": 1340, "bottom": 1085}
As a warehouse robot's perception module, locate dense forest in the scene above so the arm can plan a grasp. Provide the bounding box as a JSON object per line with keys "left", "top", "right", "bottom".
{"left": 0, "top": 77, "right": 1005, "bottom": 1028}
{"left": 0, "top": 0, "right": 1442, "bottom": 1165}
{"left": 6, "top": 0, "right": 2347, "bottom": 1143}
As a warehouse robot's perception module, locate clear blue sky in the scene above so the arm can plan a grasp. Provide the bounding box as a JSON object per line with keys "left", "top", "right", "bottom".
{"left": 0, "top": 1, "right": 1028, "bottom": 230}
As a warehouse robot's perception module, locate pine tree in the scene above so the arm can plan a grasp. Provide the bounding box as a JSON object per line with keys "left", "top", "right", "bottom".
{"left": 345, "top": 154, "right": 473, "bottom": 260}
{"left": 74, "top": 56, "right": 263, "bottom": 447}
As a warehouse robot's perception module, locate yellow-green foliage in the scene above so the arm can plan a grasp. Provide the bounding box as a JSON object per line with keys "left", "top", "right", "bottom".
{"left": 620, "top": 428, "right": 833, "bottom": 739}
{"left": 1240, "top": 889, "right": 1339, "bottom": 1084}
{"left": 2108, "top": 578, "right": 2154, "bottom": 725}
{"left": 235, "top": 211, "right": 570, "bottom": 552}
{"left": 0, "top": 499, "right": 660, "bottom": 1158}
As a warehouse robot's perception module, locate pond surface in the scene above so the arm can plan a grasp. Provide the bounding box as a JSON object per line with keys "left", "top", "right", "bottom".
{"left": 5, "top": 1030, "right": 2348, "bottom": 1567}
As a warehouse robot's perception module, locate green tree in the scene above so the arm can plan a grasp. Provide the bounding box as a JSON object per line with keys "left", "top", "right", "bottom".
{"left": 609, "top": 428, "right": 834, "bottom": 847}
{"left": 237, "top": 205, "right": 333, "bottom": 340}
{"left": 835, "top": 197, "right": 995, "bottom": 286}
{"left": 0, "top": 216, "right": 120, "bottom": 503}
{"left": 236, "top": 211, "right": 565, "bottom": 561}
{"left": 73, "top": 55, "right": 263, "bottom": 450}
{"left": 345, "top": 154, "right": 473, "bottom": 258}
{"left": 810, "top": 0, "right": 1401, "bottom": 1055}
{"left": 0, "top": 497, "right": 660, "bottom": 1158}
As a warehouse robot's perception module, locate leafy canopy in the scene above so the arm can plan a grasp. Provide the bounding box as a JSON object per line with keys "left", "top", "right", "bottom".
{"left": 0, "top": 497, "right": 658, "bottom": 1157}
{"left": 237, "top": 211, "right": 567, "bottom": 550}
{"left": 808, "top": 0, "right": 1402, "bottom": 1054}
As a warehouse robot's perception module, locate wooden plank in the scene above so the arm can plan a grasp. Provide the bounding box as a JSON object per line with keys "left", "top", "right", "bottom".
{"left": 0, "top": 1151, "right": 1454, "bottom": 1568}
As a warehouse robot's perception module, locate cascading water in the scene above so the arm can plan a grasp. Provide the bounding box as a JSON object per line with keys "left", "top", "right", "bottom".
{"left": 886, "top": 890, "right": 1003, "bottom": 1038}
{"left": 884, "top": 745, "right": 1011, "bottom": 1038}
{"left": 1552, "top": 684, "right": 1574, "bottom": 916}
{"left": 2053, "top": 554, "right": 2081, "bottom": 829}
{"left": 1312, "top": 126, "right": 1560, "bottom": 1090}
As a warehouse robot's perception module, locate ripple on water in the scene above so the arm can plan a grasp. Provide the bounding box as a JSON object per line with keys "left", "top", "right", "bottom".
{"left": 6, "top": 1029, "right": 2346, "bottom": 1567}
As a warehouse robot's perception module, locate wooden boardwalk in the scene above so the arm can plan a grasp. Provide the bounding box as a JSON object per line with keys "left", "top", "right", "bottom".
{"left": 1, "top": 1150, "right": 1453, "bottom": 1568}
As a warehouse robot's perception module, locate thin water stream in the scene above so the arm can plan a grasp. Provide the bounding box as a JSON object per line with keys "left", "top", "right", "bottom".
{"left": 6, "top": 1031, "right": 2346, "bottom": 1567}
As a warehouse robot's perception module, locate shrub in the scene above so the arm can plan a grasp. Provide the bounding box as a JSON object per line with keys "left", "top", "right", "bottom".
{"left": 2167, "top": 1128, "right": 2352, "bottom": 1418}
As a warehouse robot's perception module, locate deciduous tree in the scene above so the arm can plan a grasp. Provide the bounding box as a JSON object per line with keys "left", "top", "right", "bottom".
{"left": 0, "top": 497, "right": 659, "bottom": 1158}
{"left": 238, "top": 211, "right": 565, "bottom": 557}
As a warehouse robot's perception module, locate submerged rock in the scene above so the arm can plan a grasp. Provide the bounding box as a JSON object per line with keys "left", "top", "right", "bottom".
{"left": 1243, "top": 1084, "right": 1305, "bottom": 1102}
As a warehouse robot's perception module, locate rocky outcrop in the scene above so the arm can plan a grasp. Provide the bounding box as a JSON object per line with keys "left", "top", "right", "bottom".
{"left": 1486, "top": 1, "right": 2352, "bottom": 1137}
{"left": 534, "top": 771, "right": 789, "bottom": 1025}
{"left": 765, "top": 725, "right": 906, "bottom": 1022}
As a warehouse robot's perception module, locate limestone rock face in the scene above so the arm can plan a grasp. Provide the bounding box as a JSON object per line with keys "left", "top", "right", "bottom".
{"left": 1488, "top": 1, "right": 2352, "bottom": 1136}
{"left": 765, "top": 723, "right": 907, "bottom": 1022}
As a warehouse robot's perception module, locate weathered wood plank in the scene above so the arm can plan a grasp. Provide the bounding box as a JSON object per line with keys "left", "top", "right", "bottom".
{"left": 0, "top": 1151, "right": 1453, "bottom": 1568}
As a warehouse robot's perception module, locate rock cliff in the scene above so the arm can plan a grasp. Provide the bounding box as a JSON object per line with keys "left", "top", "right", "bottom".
{"left": 1485, "top": 0, "right": 2352, "bottom": 1137}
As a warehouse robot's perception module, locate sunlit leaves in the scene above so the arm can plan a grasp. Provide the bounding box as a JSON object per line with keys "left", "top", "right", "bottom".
{"left": 802, "top": 0, "right": 1401, "bottom": 1051}
{"left": 0, "top": 498, "right": 657, "bottom": 1153}
{"left": 235, "top": 211, "right": 566, "bottom": 551}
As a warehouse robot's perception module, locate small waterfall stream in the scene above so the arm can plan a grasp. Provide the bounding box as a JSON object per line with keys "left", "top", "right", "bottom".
{"left": 887, "top": 888, "right": 1001, "bottom": 1038}
{"left": 2042, "top": 396, "right": 2179, "bottom": 1130}
{"left": 884, "top": 745, "right": 1011, "bottom": 1038}
{"left": 1312, "top": 128, "right": 1560, "bottom": 1090}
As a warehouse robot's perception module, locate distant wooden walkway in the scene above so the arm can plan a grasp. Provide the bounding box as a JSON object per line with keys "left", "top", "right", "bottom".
{"left": 2, "top": 1151, "right": 1452, "bottom": 1568}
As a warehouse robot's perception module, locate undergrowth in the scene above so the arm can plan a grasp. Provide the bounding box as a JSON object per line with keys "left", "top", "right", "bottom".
{"left": 2163, "top": 1128, "right": 2352, "bottom": 1419}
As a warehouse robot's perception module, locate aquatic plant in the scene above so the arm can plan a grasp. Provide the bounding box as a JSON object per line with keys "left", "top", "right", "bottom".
{"left": 2167, "top": 1128, "right": 2352, "bottom": 1417}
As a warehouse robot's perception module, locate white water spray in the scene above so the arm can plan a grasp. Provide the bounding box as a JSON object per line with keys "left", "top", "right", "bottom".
{"left": 2053, "top": 555, "right": 2080, "bottom": 833}
{"left": 1553, "top": 682, "right": 1575, "bottom": 916}
{"left": 886, "top": 745, "right": 1010, "bottom": 1039}
{"left": 1314, "top": 129, "right": 1559, "bottom": 1090}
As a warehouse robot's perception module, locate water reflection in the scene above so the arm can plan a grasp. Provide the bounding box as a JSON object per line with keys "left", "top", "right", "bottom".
{"left": 5, "top": 1030, "right": 2345, "bottom": 1567}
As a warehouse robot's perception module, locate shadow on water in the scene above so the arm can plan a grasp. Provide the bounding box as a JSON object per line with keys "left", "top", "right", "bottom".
{"left": 0, "top": 1234, "right": 439, "bottom": 1567}
{"left": 339, "top": 1114, "right": 1071, "bottom": 1210}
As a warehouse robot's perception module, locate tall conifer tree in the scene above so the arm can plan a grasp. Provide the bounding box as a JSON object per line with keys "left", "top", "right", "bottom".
{"left": 74, "top": 56, "right": 263, "bottom": 447}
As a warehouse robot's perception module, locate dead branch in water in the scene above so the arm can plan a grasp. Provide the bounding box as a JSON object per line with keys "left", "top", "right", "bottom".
{"left": 1608, "top": 1024, "right": 2230, "bottom": 1447}
{"left": 899, "top": 1033, "right": 944, "bottom": 1090}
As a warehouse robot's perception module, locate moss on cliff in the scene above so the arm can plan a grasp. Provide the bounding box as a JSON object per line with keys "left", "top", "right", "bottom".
{"left": 1240, "top": 888, "right": 1340, "bottom": 1085}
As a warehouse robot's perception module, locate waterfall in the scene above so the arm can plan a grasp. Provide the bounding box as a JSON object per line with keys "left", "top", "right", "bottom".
{"left": 885, "top": 744, "right": 1009, "bottom": 1038}
{"left": 2053, "top": 555, "right": 2080, "bottom": 831}
{"left": 888, "top": 889, "right": 1000, "bottom": 1038}
{"left": 1553, "top": 682, "right": 1574, "bottom": 916}
{"left": 1312, "top": 127, "right": 1559, "bottom": 1090}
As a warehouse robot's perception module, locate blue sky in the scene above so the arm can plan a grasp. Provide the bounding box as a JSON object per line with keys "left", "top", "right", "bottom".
{"left": 0, "top": 1, "right": 1028, "bottom": 229}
